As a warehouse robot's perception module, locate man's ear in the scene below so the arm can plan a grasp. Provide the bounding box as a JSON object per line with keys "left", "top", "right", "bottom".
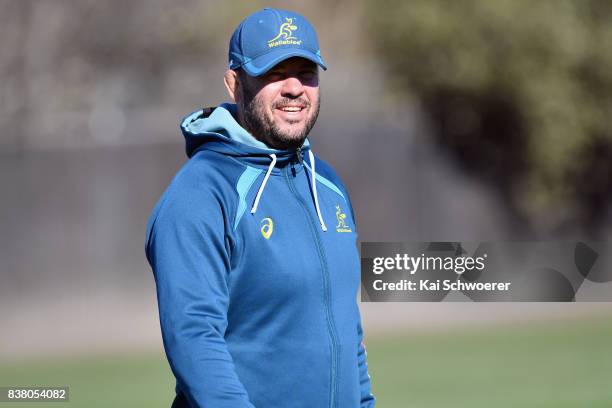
{"left": 224, "top": 69, "right": 240, "bottom": 103}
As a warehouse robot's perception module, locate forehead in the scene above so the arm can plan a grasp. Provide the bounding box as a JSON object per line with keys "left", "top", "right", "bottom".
{"left": 267, "top": 57, "right": 317, "bottom": 72}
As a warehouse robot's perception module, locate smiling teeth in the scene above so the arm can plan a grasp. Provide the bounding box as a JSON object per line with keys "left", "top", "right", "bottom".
{"left": 280, "top": 107, "right": 302, "bottom": 112}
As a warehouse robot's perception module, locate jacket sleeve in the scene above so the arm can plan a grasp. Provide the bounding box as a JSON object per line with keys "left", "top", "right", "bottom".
{"left": 357, "top": 314, "right": 376, "bottom": 407}
{"left": 343, "top": 182, "right": 376, "bottom": 407}
{"left": 145, "top": 191, "right": 255, "bottom": 408}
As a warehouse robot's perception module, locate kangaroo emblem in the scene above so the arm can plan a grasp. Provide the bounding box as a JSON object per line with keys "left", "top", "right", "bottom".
{"left": 268, "top": 18, "right": 298, "bottom": 43}
{"left": 335, "top": 205, "right": 352, "bottom": 232}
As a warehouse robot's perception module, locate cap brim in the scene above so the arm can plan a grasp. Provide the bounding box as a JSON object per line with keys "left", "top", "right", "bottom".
{"left": 242, "top": 48, "right": 327, "bottom": 77}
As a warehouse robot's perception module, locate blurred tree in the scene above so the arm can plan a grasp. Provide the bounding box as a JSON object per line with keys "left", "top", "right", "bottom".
{"left": 365, "top": 0, "right": 612, "bottom": 237}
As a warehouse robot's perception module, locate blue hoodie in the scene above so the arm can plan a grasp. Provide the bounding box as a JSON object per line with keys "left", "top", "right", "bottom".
{"left": 145, "top": 104, "right": 375, "bottom": 408}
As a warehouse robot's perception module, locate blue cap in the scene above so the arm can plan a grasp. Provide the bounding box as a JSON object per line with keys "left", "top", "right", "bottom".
{"left": 228, "top": 8, "right": 327, "bottom": 77}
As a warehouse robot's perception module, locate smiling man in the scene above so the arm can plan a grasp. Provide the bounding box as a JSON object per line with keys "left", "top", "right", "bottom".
{"left": 145, "top": 8, "right": 375, "bottom": 408}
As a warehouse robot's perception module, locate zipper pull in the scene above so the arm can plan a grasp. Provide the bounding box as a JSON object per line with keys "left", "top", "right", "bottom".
{"left": 296, "top": 147, "right": 304, "bottom": 164}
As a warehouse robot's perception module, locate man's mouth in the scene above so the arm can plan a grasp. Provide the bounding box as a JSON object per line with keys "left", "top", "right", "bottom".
{"left": 274, "top": 104, "right": 309, "bottom": 124}
{"left": 277, "top": 105, "right": 306, "bottom": 112}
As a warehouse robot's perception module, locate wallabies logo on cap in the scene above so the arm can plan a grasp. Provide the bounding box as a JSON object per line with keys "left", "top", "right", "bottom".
{"left": 268, "top": 18, "right": 302, "bottom": 48}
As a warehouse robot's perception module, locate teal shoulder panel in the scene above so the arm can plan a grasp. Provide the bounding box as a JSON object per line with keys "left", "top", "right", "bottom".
{"left": 234, "top": 166, "right": 262, "bottom": 230}
{"left": 304, "top": 163, "right": 346, "bottom": 202}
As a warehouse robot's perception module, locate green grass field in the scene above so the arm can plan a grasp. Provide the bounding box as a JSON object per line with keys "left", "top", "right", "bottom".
{"left": 1, "top": 316, "right": 611, "bottom": 407}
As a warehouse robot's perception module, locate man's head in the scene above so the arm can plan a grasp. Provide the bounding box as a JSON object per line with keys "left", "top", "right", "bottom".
{"left": 224, "top": 57, "right": 320, "bottom": 150}
{"left": 223, "top": 8, "right": 326, "bottom": 150}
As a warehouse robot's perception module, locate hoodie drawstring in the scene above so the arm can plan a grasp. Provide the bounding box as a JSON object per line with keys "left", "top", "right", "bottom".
{"left": 251, "top": 153, "right": 277, "bottom": 214}
{"left": 307, "top": 150, "right": 328, "bottom": 232}
{"left": 250, "top": 151, "right": 328, "bottom": 233}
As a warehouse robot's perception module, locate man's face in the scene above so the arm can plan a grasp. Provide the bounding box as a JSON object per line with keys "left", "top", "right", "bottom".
{"left": 237, "top": 57, "right": 320, "bottom": 150}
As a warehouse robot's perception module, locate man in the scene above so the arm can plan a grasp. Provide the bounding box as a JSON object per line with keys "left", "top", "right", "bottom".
{"left": 145, "top": 8, "right": 375, "bottom": 408}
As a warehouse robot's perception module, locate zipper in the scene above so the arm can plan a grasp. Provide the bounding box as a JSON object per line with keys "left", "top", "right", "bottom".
{"left": 284, "top": 164, "right": 339, "bottom": 408}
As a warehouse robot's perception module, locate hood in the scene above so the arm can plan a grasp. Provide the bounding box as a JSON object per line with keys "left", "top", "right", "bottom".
{"left": 179, "top": 103, "right": 327, "bottom": 231}
{"left": 180, "top": 103, "right": 311, "bottom": 168}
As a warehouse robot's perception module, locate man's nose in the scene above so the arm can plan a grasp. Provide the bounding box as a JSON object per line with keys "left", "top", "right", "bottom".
{"left": 280, "top": 76, "right": 304, "bottom": 97}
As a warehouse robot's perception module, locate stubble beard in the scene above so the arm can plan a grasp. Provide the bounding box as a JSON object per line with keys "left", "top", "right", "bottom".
{"left": 240, "top": 83, "right": 320, "bottom": 150}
